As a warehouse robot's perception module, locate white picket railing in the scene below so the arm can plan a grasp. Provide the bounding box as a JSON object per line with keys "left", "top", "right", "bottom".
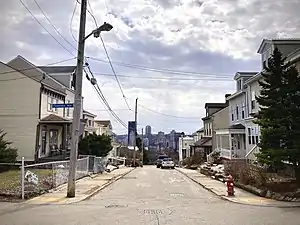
{"left": 245, "top": 144, "right": 260, "bottom": 162}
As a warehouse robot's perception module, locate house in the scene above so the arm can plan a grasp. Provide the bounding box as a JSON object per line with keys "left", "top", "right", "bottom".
{"left": 211, "top": 72, "right": 258, "bottom": 160}
{"left": 82, "top": 110, "right": 97, "bottom": 137}
{"left": 212, "top": 39, "right": 300, "bottom": 161}
{"left": 94, "top": 120, "right": 112, "bottom": 136}
{"left": 178, "top": 136, "right": 194, "bottom": 162}
{"left": 0, "top": 55, "right": 83, "bottom": 162}
{"left": 245, "top": 39, "right": 300, "bottom": 161}
{"left": 194, "top": 97, "right": 229, "bottom": 158}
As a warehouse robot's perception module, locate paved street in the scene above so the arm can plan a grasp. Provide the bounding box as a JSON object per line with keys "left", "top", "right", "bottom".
{"left": 1, "top": 166, "right": 300, "bottom": 225}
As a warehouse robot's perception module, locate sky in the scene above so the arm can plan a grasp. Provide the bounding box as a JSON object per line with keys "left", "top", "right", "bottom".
{"left": 1, "top": 0, "right": 300, "bottom": 135}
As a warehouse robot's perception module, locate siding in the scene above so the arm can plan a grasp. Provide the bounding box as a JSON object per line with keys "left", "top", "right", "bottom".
{"left": 212, "top": 107, "right": 229, "bottom": 150}
{"left": 0, "top": 63, "right": 40, "bottom": 161}
{"left": 228, "top": 93, "right": 246, "bottom": 125}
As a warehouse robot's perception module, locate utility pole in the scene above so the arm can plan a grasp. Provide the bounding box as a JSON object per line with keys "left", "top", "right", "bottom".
{"left": 67, "top": 0, "right": 87, "bottom": 198}
{"left": 133, "top": 98, "right": 138, "bottom": 167}
{"left": 141, "top": 128, "right": 144, "bottom": 166}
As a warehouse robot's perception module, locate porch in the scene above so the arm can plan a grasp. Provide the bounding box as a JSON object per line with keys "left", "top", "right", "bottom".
{"left": 37, "top": 114, "right": 72, "bottom": 161}
{"left": 214, "top": 124, "right": 246, "bottom": 160}
{"left": 190, "top": 137, "right": 212, "bottom": 161}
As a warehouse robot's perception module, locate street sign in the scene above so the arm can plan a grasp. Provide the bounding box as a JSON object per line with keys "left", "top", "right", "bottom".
{"left": 52, "top": 103, "right": 74, "bottom": 108}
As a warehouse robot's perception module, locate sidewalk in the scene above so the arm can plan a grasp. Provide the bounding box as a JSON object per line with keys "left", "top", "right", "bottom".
{"left": 176, "top": 167, "right": 300, "bottom": 208}
{"left": 25, "top": 166, "right": 135, "bottom": 205}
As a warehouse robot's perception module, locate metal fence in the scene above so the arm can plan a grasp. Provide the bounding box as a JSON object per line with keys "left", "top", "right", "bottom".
{"left": 93, "top": 157, "right": 108, "bottom": 174}
{"left": 21, "top": 157, "right": 89, "bottom": 199}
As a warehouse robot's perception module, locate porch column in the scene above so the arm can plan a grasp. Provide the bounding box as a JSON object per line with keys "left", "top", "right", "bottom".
{"left": 229, "top": 134, "right": 232, "bottom": 158}
{"left": 62, "top": 124, "right": 67, "bottom": 150}
{"left": 220, "top": 134, "right": 222, "bottom": 149}
{"left": 216, "top": 134, "right": 219, "bottom": 149}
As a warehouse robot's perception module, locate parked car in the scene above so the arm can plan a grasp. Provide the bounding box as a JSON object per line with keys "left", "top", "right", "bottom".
{"left": 156, "top": 155, "right": 169, "bottom": 168}
{"left": 161, "top": 158, "right": 175, "bottom": 169}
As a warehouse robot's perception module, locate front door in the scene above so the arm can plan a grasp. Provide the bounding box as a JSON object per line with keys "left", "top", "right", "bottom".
{"left": 41, "top": 129, "right": 47, "bottom": 155}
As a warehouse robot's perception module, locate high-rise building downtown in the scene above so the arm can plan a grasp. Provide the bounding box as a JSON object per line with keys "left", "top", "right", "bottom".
{"left": 145, "top": 125, "right": 151, "bottom": 136}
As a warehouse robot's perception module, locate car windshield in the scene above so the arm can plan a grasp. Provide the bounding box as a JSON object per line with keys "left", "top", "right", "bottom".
{"left": 163, "top": 158, "right": 172, "bottom": 161}
{"left": 158, "top": 156, "right": 168, "bottom": 160}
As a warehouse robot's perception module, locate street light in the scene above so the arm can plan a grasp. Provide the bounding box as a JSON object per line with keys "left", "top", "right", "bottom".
{"left": 83, "top": 22, "right": 113, "bottom": 41}
{"left": 67, "top": 0, "right": 113, "bottom": 199}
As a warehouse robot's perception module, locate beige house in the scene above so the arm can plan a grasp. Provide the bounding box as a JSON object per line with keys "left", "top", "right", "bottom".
{"left": 0, "top": 55, "right": 83, "bottom": 162}
{"left": 94, "top": 120, "right": 112, "bottom": 136}
{"left": 82, "top": 110, "right": 97, "bottom": 137}
{"left": 193, "top": 96, "right": 229, "bottom": 161}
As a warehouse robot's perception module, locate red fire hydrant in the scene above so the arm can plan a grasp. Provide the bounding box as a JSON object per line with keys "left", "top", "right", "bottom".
{"left": 226, "top": 175, "right": 235, "bottom": 196}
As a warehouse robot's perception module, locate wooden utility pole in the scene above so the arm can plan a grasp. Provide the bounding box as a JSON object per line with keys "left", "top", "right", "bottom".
{"left": 133, "top": 98, "right": 138, "bottom": 167}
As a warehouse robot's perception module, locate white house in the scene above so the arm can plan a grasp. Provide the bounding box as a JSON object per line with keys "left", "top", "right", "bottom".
{"left": 178, "top": 136, "right": 194, "bottom": 162}
{"left": 94, "top": 120, "right": 112, "bottom": 136}
{"left": 0, "top": 55, "right": 83, "bottom": 162}
{"left": 82, "top": 110, "right": 97, "bottom": 137}
{"left": 213, "top": 39, "right": 300, "bottom": 161}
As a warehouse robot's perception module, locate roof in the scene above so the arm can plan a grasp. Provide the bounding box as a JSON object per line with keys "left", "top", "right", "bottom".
{"left": 38, "top": 66, "right": 76, "bottom": 74}
{"left": 234, "top": 71, "right": 258, "bottom": 80}
{"left": 229, "top": 124, "right": 245, "bottom": 129}
{"left": 204, "top": 102, "right": 228, "bottom": 109}
{"left": 83, "top": 110, "right": 97, "bottom": 118}
{"left": 40, "top": 114, "right": 72, "bottom": 123}
{"left": 286, "top": 48, "right": 300, "bottom": 63}
{"left": 193, "top": 137, "right": 212, "bottom": 147}
{"left": 257, "top": 38, "right": 300, "bottom": 54}
{"left": 7, "top": 55, "right": 66, "bottom": 95}
{"left": 94, "top": 120, "right": 111, "bottom": 126}
{"left": 196, "top": 128, "right": 204, "bottom": 132}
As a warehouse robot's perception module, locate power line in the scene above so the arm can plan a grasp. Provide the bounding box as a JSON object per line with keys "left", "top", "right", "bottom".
{"left": 32, "top": 0, "right": 77, "bottom": 51}
{"left": 19, "top": 0, "right": 75, "bottom": 56}
{"left": 84, "top": 67, "right": 128, "bottom": 128}
{"left": 94, "top": 72, "right": 233, "bottom": 81}
{"left": 98, "top": 37, "right": 132, "bottom": 110}
{"left": 70, "top": 0, "right": 78, "bottom": 43}
{"left": 82, "top": 1, "right": 131, "bottom": 111}
{"left": 87, "top": 56, "right": 235, "bottom": 78}
{"left": 138, "top": 103, "right": 201, "bottom": 119}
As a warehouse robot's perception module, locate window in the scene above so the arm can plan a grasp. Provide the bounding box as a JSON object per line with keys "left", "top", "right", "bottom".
{"left": 248, "top": 127, "right": 260, "bottom": 145}
{"left": 231, "top": 106, "right": 234, "bottom": 121}
{"left": 241, "top": 102, "right": 245, "bottom": 119}
{"left": 47, "top": 96, "right": 53, "bottom": 111}
{"left": 54, "top": 99, "right": 58, "bottom": 112}
{"left": 236, "top": 105, "right": 239, "bottom": 120}
{"left": 88, "top": 120, "right": 92, "bottom": 127}
{"left": 248, "top": 128, "right": 251, "bottom": 144}
{"left": 67, "top": 100, "right": 70, "bottom": 117}
{"left": 251, "top": 91, "right": 256, "bottom": 110}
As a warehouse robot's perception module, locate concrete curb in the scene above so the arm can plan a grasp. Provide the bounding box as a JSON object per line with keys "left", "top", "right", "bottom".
{"left": 82, "top": 167, "right": 136, "bottom": 202}
{"left": 175, "top": 168, "right": 300, "bottom": 208}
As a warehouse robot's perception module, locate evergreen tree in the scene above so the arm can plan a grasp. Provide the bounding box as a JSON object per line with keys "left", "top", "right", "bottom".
{"left": 78, "top": 133, "right": 113, "bottom": 157}
{"left": 0, "top": 130, "right": 18, "bottom": 163}
{"left": 255, "top": 48, "right": 300, "bottom": 180}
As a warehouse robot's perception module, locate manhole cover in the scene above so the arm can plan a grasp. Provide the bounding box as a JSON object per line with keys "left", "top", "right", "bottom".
{"left": 121, "top": 176, "right": 137, "bottom": 179}
{"left": 105, "top": 204, "right": 128, "bottom": 208}
{"left": 143, "top": 209, "right": 163, "bottom": 215}
{"left": 170, "top": 193, "right": 184, "bottom": 197}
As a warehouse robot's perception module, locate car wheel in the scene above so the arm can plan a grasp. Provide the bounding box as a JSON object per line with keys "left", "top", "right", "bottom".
{"left": 156, "top": 165, "right": 160, "bottom": 168}
{"left": 171, "top": 167, "right": 175, "bottom": 169}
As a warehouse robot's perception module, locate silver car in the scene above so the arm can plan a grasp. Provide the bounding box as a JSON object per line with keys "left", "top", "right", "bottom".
{"left": 161, "top": 158, "right": 175, "bottom": 169}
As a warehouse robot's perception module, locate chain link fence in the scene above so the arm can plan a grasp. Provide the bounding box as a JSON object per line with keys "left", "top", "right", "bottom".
{"left": 22, "top": 157, "right": 89, "bottom": 198}
{"left": 93, "top": 157, "right": 108, "bottom": 174}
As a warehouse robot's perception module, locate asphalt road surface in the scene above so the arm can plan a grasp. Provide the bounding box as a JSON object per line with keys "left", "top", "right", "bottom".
{"left": 1, "top": 166, "right": 300, "bottom": 225}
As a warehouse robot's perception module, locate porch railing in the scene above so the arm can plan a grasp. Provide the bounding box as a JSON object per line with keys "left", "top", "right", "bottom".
{"left": 245, "top": 144, "right": 260, "bottom": 162}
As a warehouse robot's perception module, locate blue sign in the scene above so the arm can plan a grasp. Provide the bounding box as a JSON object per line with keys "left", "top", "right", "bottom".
{"left": 52, "top": 103, "right": 74, "bottom": 108}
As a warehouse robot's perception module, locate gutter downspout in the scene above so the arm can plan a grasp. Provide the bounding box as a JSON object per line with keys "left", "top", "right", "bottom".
{"left": 34, "top": 83, "right": 43, "bottom": 162}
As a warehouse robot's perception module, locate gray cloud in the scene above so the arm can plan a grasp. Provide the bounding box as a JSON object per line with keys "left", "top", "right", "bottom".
{"left": 1, "top": 0, "right": 300, "bottom": 134}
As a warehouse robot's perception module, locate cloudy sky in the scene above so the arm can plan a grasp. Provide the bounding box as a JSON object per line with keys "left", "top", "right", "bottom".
{"left": 1, "top": 0, "right": 300, "bottom": 135}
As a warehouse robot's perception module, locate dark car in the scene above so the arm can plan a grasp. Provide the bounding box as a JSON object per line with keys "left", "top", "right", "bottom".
{"left": 156, "top": 155, "right": 169, "bottom": 168}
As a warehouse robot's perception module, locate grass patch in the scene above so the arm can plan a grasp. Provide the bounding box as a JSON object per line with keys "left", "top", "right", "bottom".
{"left": 0, "top": 169, "right": 53, "bottom": 194}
